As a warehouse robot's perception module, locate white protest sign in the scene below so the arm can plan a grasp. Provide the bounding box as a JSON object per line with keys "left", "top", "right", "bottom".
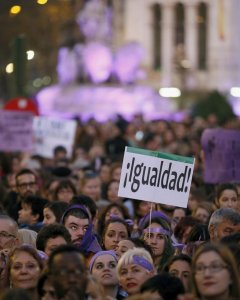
{"left": 118, "top": 147, "right": 195, "bottom": 208}
{"left": 0, "top": 110, "right": 33, "bottom": 152}
{"left": 32, "top": 116, "right": 77, "bottom": 158}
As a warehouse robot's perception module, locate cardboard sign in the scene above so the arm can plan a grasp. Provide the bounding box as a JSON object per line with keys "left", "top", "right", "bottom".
{"left": 118, "top": 147, "right": 195, "bottom": 208}
{"left": 0, "top": 110, "right": 33, "bottom": 152}
{"left": 32, "top": 116, "right": 77, "bottom": 158}
{"left": 201, "top": 128, "right": 240, "bottom": 183}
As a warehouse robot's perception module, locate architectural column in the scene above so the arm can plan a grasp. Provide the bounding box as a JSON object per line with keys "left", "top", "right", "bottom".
{"left": 161, "top": 3, "right": 174, "bottom": 87}
{"left": 185, "top": 2, "right": 198, "bottom": 88}
{"left": 185, "top": 3, "right": 198, "bottom": 69}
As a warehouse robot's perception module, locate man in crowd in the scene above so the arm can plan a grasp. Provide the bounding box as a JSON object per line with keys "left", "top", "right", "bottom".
{"left": 208, "top": 207, "right": 240, "bottom": 242}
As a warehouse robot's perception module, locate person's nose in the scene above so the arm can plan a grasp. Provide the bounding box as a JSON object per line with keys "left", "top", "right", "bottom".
{"left": 113, "top": 235, "right": 120, "bottom": 243}
{"left": 19, "top": 266, "right": 28, "bottom": 274}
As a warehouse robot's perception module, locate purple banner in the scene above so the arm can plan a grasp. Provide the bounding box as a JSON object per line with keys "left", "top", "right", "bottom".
{"left": 201, "top": 129, "right": 240, "bottom": 183}
{"left": 0, "top": 110, "right": 33, "bottom": 152}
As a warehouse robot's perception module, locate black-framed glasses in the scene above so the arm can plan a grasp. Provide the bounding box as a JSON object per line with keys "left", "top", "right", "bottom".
{"left": 194, "top": 263, "right": 228, "bottom": 275}
{"left": 17, "top": 181, "right": 36, "bottom": 189}
{"left": 0, "top": 231, "right": 16, "bottom": 239}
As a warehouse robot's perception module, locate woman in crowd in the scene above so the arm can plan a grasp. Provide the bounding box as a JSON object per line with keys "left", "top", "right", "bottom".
{"left": 164, "top": 253, "right": 192, "bottom": 292}
{"left": 7, "top": 245, "right": 44, "bottom": 300}
{"left": 97, "top": 203, "right": 131, "bottom": 238}
{"left": 102, "top": 218, "right": 131, "bottom": 251}
{"left": 140, "top": 211, "right": 174, "bottom": 272}
{"left": 53, "top": 179, "right": 77, "bottom": 204}
{"left": 192, "top": 243, "right": 240, "bottom": 300}
{"left": 43, "top": 201, "right": 69, "bottom": 226}
{"left": 117, "top": 247, "right": 155, "bottom": 296}
{"left": 116, "top": 237, "right": 153, "bottom": 259}
{"left": 192, "top": 201, "right": 213, "bottom": 224}
{"left": 174, "top": 216, "right": 199, "bottom": 244}
{"left": 214, "top": 183, "right": 239, "bottom": 210}
{"left": 89, "top": 250, "right": 126, "bottom": 299}
{"left": 106, "top": 180, "right": 122, "bottom": 203}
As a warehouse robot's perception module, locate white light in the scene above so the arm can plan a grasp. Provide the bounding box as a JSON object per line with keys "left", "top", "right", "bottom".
{"left": 230, "top": 87, "right": 240, "bottom": 97}
{"left": 27, "top": 50, "right": 35, "bottom": 60}
{"left": 159, "top": 87, "right": 181, "bottom": 98}
{"left": 6, "top": 63, "right": 14, "bottom": 74}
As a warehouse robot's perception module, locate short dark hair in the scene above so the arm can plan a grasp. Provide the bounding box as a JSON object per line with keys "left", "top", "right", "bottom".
{"left": 22, "top": 196, "right": 49, "bottom": 222}
{"left": 53, "top": 145, "right": 67, "bottom": 156}
{"left": 16, "top": 168, "right": 36, "bottom": 184}
{"left": 54, "top": 179, "right": 77, "bottom": 200}
{"left": 44, "top": 201, "right": 69, "bottom": 223}
{"left": 61, "top": 205, "right": 90, "bottom": 225}
{"left": 141, "top": 273, "right": 185, "bottom": 299}
{"left": 36, "top": 224, "right": 71, "bottom": 252}
{"left": 71, "top": 195, "right": 98, "bottom": 220}
{"left": 164, "top": 254, "right": 192, "bottom": 272}
{"left": 48, "top": 244, "right": 84, "bottom": 271}
{"left": 216, "top": 183, "right": 238, "bottom": 199}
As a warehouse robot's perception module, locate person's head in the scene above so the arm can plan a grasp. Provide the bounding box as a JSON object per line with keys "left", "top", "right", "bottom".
{"left": 97, "top": 203, "right": 130, "bottom": 237}
{"left": 221, "top": 233, "right": 240, "bottom": 271}
{"left": 80, "top": 171, "right": 101, "bottom": 201}
{"left": 208, "top": 208, "right": 240, "bottom": 242}
{"left": 110, "top": 162, "right": 122, "bottom": 181}
{"left": 48, "top": 245, "right": 87, "bottom": 299}
{"left": 43, "top": 201, "right": 69, "bottom": 226}
{"left": 215, "top": 183, "right": 239, "bottom": 210}
{"left": 89, "top": 250, "right": 118, "bottom": 288}
{"left": 117, "top": 247, "right": 155, "bottom": 295}
{"left": 18, "top": 229, "right": 37, "bottom": 248}
{"left": 192, "top": 243, "right": 240, "bottom": 299}
{"left": 140, "top": 273, "right": 185, "bottom": 300}
{"left": 164, "top": 254, "right": 192, "bottom": 292}
{"left": 141, "top": 216, "right": 174, "bottom": 271}
{"left": 53, "top": 145, "right": 67, "bottom": 161}
{"left": 71, "top": 195, "right": 98, "bottom": 222}
{"left": 61, "top": 205, "right": 91, "bottom": 247}
{"left": 36, "top": 224, "right": 71, "bottom": 256}
{"left": 0, "top": 215, "right": 19, "bottom": 250}
{"left": 54, "top": 180, "right": 77, "bottom": 204}
{"left": 171, "top": 207, "right": 186, "bottom": 232}
{"left": 102, "top": 218, "right": 130, "bottom": 251}
{"left": 174, "top": 216, "right": 199, "bottom": 244}
{"left": 8, "top": 245, "right": 43, "bottom": 290}
{"left": 106, "top": 180, "right": 121, "bottom": 203}
{"left": 116, "top": 237, "right": 153, "bottom": 259}
{"left": 15, "top": 169, "right": 38, "bottom": 198}
{"left": 18, "top": 196, "right": 49, "bottom": 225}
{"left": 192, "top": 201, "right": 214, "bottom": 224}
{"left": 37, "top": 269, "right": 57, "bottom": 300}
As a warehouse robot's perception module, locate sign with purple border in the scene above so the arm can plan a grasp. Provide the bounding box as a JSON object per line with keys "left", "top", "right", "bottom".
{"left": 201, "top": 129, "right": 240, "bottom": 183}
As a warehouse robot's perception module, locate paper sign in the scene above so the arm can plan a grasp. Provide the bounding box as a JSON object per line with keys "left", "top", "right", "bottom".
{"left": 201, "top": 128, "right": 240, "bottom": 183}
{"left": 32, "top": 116, "right": 77, "bottom": 158}
{"left": 118, "top": 147, "right": 195, "bottom": 208}
{"left": 0, "top": 110, "right": 33, "bottom": 152}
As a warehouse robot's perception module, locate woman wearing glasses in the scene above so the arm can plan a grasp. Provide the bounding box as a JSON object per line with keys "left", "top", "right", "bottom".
{"left": 191, "top": 243, "right": 240, "bottom": 300}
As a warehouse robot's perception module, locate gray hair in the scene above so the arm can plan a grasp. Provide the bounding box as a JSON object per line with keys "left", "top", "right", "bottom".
{"left": 208, "top": 208, "right": 240, "bottom": 231}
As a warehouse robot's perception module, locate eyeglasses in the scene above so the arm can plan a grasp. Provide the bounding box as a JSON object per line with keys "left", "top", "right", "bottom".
{"left": 0, "top": 231, "right": 16, "bottom": 239}
{"left": 194, "top": 263, "right": 228, "bottom": 275}
{"left": 17, "top": 181, "right": 36, "bottom": 189}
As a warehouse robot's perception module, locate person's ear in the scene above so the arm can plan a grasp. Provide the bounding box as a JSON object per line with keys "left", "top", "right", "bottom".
{"left": 208, "top": 224, "right": 215, "bottom": 241}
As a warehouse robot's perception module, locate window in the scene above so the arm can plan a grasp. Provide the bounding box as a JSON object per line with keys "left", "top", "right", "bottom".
{"left": 198, "top": 2, "right": 208, "bottom": 70}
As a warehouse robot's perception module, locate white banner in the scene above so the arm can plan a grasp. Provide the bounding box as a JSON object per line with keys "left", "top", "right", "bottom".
{"left": 32, "top": 116, "right": 77, "bottom": 158}
{"left": 118, "top": 147, "right": 195, "bottom": 208}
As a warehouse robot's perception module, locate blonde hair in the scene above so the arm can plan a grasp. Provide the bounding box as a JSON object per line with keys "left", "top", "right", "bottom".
{"left": 18, "top": 229, "right": 37, "bottom": 248}
{"left": 117, "top": 247, "right": 153, "bottom": 276}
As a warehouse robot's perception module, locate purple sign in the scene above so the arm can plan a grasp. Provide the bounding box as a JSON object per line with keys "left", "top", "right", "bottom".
{"left": 0, "top": 110, "right": 33, "bottom": 152}
{"left": 201, "top": 128, "right": 240, "bottom": 183}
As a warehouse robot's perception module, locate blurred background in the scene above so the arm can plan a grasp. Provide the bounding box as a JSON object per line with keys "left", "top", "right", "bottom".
{"left": 1, "top": 0, "right": 240, "bottom": 121}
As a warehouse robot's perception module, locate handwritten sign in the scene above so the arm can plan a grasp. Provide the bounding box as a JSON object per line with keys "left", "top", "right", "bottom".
{"left": 0, "top": 110, "right": 33, "bottom": 152}
{"left": 118, "top": 147, "right": 195, "bottom": 208}
{"left": 201, "top": 128, "right": 240, "bottom": 183}
{"left": 32, "top": 116, "right": 77, "bottom": 158}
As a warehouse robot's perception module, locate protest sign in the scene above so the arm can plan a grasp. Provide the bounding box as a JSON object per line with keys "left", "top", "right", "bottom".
{"left": 32, "top": 116, "right": 77, "bottom": 158}
{"left": 0, "top": 110, "right": 33, "bottom": 152}
{"left": 201, "top": 128, "right": 240, "bottom": 183}
{"left": 118, "top": 147, "right": 195, "bottom": 208}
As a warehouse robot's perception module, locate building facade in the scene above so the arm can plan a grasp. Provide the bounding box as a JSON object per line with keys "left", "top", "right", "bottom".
{"left": 113, "top": 0, "right": 240, "bottom": 92}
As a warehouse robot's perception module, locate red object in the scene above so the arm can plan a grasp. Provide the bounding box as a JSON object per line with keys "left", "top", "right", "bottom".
{"left": 4, "top": 97, "right": 39, "bottom": 115}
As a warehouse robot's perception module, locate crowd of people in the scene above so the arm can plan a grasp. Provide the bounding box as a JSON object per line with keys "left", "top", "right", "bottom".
{"left": 0, "top": 113, "right": 240, "bottom": 300}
